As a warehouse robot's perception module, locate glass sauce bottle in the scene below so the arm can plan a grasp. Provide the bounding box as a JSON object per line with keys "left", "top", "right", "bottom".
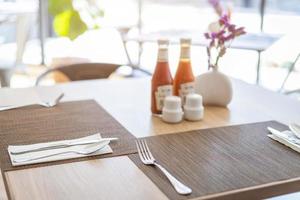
{"left": 151, "top": 39, "right": 173, "bottom": 114}
{"left": 173, "top": 38, "right": 195, "bottom": 104}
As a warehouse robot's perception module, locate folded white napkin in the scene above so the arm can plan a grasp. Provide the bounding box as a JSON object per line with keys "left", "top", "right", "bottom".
{"left": 268, "top": 130, "right": 300, "bottom": 154}
{"left": 0, "top": 88, "right": 63, "bottom": 108}
{"left": 8, "top": 134, "right": 113, "bottom": 166}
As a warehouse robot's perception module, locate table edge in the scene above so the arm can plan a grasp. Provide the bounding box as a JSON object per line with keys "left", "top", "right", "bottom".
{"left": 0, "top": 169, "right": 8, "bottom": 200}
{"left": 190, "top": 176, "right": 300, "bottom": 200}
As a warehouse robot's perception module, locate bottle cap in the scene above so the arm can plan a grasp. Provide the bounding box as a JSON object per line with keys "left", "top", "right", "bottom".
{"left": 180, "top": 38, "right": 191, "bottom": 45}
{"left": 164, "top": 96, "right": 181, "bottom": 111}
{"left": 185, "top": 94, "right": 202, "bottom": 108}
{"left": 158, "top": 39, "right": 169, "bottom": 46}
{"left": 180, "top": 38, "right": 191, "bottom": 59}
{"left": 184, "top": 94, "right": 204, "bottom": 121}
{"left": 162, "top": 96, "right": 183, "bottom": 123}
{"left": 157, "top": 39, "right": 169, "bottom": 61}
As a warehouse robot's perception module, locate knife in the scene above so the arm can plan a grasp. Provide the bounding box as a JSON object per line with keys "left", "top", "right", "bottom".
{"left": 9, "top": 137, "right": 118, "bottom": 155}
{"left": 12, "top": 140, "right": 111, "bottom": 164}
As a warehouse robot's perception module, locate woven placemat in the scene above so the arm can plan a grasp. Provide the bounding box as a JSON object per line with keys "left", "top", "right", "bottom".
{"left": 0, "top": 100, "right": 137, "bottom": 171}
{"left": 129, "top": 121, "right": 300, "bottom": 200}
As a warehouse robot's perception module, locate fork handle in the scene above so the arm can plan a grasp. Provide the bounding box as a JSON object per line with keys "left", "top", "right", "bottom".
{"left": 154, "top": 162, "right": 192, "bottom": 195}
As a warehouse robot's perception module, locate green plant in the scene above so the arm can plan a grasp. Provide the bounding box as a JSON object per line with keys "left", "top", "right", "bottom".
{"left": 48, "top": 0, "right": 104, "bottom": 40}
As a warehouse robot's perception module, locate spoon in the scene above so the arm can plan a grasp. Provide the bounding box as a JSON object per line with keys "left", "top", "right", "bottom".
{"left": 13, "top": 140, "right": 110, "bottom": 163}
{"left": 289, "top": 123, "right": 300, "bottom": 139}
{"left": 0, "top": 93, "right": 64, "bottom": 111}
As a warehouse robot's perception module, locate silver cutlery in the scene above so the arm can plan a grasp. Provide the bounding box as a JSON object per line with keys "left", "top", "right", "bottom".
{"left": 10, "top": 137, "right": 118, "bottom": 155}
{"left": 267, "top": 127, "right": 300, "bottom": 145}
{"left": 0, "top": 92, "right": 64, "bottom": 111}
{"left": 13, "top": 140, "right": 110, "bottom": 163}
{"left": 289, "top": 123, "right": 300, "bottom": 139}
{"left": 135, "top": 139, "right": 192, "bottom": 195}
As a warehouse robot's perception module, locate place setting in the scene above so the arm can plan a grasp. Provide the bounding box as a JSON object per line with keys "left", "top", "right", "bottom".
{"left": 8, "top": 134, "right": 117, "bottom": 166}
{"left": 0, "top": 99, "right": 137, "bottom": 172}
{"left": 129, "top": 121, "right": 300, "bottom": 200}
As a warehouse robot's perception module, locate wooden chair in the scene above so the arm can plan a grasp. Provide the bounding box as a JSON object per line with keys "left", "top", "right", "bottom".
{"left": 35, "top": 63, "right": 121, "bottom": 85}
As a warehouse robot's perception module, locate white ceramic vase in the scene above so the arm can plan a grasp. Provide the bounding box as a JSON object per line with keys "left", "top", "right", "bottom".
{"left": 195, "top": 67, "right": 232, "bottom": 107}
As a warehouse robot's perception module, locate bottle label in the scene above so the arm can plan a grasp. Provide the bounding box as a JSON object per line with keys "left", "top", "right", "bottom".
{"left": 180, "top": 47, "right": 190, "bottom": 59}
{"left": 179, "top": 82, "right": 195, "bottom": 104}
{"left": 158, "top": 49, "right": 168, "bottom": 62}
{"left": 155, "top": 85, "right": 172, "bottom": 111}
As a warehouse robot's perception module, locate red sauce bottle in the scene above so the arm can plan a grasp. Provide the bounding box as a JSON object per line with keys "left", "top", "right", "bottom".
{"left": 173, "top": 38, "right": 195, "bottom": 104}
{"left": 151, "top": 39, "right": 173, "bottom": 114}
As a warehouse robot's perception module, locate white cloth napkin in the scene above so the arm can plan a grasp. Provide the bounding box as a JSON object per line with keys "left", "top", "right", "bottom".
{"left": 8, "top": 134, "right": 113, "bottom": 166}
{"left": 0, "top": 87, "right": 63, "bottom": 108}
{"left": 268, "top": 130, "right": 300, "bottom": 154}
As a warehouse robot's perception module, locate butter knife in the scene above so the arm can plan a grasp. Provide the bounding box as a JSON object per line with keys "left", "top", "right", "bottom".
{"left": 9, "top": 137, "right": 118, "bottom": 155}
{"left": 12, "top": 140, "right": 110, "bottom": 163}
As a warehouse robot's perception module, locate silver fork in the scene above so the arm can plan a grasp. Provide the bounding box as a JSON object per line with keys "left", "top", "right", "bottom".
{"left": 135, "top": 139, "right": 192, "bottom": 195}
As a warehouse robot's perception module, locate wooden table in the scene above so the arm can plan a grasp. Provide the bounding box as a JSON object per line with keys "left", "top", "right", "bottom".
{"left": 0, "top": 171, "right": 7, "bottom": 200}
{"left": 1, "top": 78, "right": 300, "bottom": 200}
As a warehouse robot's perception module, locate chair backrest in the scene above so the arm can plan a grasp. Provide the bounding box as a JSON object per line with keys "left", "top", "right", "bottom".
{"left": 36, "top": 63, "right": 120, "bottom": 85}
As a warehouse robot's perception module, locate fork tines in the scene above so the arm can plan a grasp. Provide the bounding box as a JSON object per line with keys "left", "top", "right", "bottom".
{"left": 135, "top": 139, "right": 154, "bottom": 163}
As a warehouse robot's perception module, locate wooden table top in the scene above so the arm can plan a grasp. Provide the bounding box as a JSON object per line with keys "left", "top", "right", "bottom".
{"left": 1, "top": 78, "right": 300, "bottom": 200}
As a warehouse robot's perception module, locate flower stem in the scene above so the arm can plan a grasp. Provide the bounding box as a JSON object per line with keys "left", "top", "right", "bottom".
{"left": 215, "top": 54, "right": 220, "bottom": 67}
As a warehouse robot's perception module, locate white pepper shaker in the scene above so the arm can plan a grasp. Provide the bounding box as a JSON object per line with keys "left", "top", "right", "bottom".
{"left": 162, "top": 96, "right": 183, "bottom": 123}
{"left": 184, "top": 94, "right": 204, "bottom": 121}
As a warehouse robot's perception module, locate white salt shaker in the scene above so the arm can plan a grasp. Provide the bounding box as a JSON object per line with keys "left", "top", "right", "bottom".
{"left": 184, "top": 94, "right": 204, "bottom": 121}
{"left": 162, "top": 96, "right": 183, "bottom": 123}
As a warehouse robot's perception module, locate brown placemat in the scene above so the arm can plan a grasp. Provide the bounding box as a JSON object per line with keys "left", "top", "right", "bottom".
{"left": 0, "top": 100, "right": 137, "bottom": 171}
{"left": 129, "top": 121, "right": 300, "bottom": 200}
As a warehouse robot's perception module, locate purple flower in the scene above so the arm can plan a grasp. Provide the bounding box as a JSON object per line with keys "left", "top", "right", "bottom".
{"left": 219, "top": 14, "right": 230, "bottom": 26}
{"left": 208, "top": 0, "right": 223, "bottom": 16}
{"left": 204, "top": 14, "right": 246, "bottom": 66}
{"left": 208, "top": 0, "right": 220, "bottom": 7}
{"left": 209, "top": 40, "right": 215, "bottom": 48}
{"left": 211, "top": 32, "right": 217, "bottom": 39}
{"left": 216, "top": 30, "right": 225, "bottom": 37}
{"left": 228, "top": 24, "right": 236, "bottom": 32}
{"left": 224, "top": 33, "right": 235, "bottom": 41}
{"left": 204, "top": 32, "right": 210, "bottom": 39}
{"left": 205, "top": 3, "right": 246, "bottom": 68}
{"left": 233, "top": 27, "right": 246, "bottom": 36}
